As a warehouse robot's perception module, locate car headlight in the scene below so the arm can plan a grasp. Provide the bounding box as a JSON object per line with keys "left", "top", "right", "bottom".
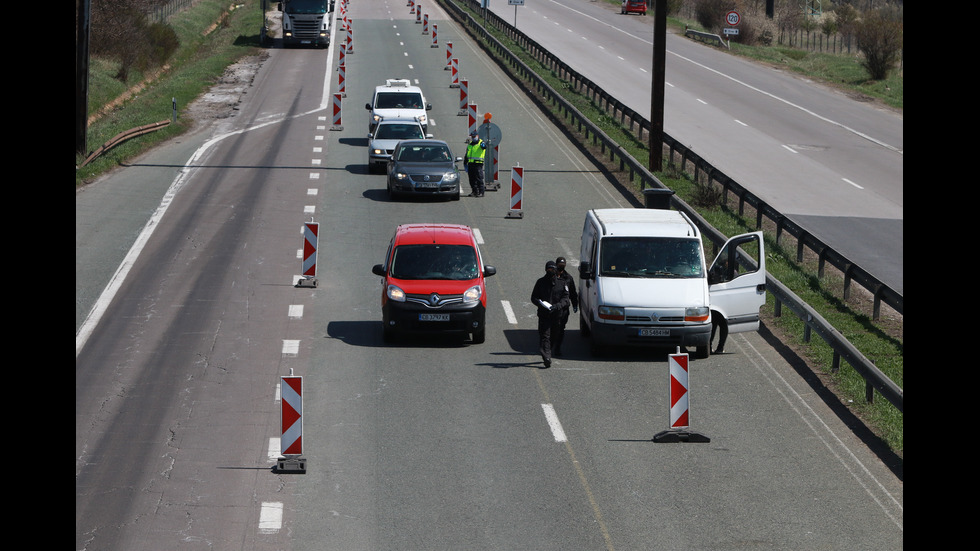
{"left": 443, "top": 172, "right": 458, "bottom": 182}
{"left": 392, "top": 171, "right": 409, "bottom": 181}
{"left": 371, "top": 148, "right": 383, "bottom": 155}
{"left": 685, "top": 306, "right": 710, "bottom": 322}
{"left": 386, "top": 284, "right": 406, "bottom": 302}
{"left": 597, "top": 305, "right": 625, "bottom": 321}
{"left": 462, "top": 285, "right": 483, "bottom": 303}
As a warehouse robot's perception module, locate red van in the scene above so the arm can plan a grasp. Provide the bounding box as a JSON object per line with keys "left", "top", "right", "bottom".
{"left": 372, "top": 224, "right": 496, "bottom": 343}
{"left": 621, "top": 0, "right": 647, "bottom": 15}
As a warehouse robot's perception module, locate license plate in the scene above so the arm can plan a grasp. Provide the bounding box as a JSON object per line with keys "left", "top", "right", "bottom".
{"left": 416, "top": 181, "right": 439, "bottom": 188}
{"left": 638, "top": 328, "right": 669, "bottom": 337}
{"left": 419, "top": 313, "right": 449, "bottom": 321}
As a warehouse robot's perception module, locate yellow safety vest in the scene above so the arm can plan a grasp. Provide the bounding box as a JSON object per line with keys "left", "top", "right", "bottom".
{"left": 466, "top": 140, "right": 486, "bottom": 164}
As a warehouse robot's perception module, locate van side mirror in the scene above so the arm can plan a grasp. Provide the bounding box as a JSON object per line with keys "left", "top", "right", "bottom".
{"left": 426, "top": 103, "right": 433, "bottom": 111}
{"left": 578, "top": 261, "right": 594, "bottom": 280}
{"left": 372, "top": 264, "right": 385, "bottom": 276}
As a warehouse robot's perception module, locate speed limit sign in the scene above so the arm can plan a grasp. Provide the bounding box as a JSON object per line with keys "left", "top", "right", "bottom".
{"left": 726, "top": 10, "right": 740, "bottom": 26}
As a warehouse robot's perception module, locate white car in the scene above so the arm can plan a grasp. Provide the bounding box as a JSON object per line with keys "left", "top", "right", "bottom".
{"left": 366, "top": 79, "right": 432, "bottom": 134}
{"left": 367, "top": 118, "right": 430, "bottom": 173}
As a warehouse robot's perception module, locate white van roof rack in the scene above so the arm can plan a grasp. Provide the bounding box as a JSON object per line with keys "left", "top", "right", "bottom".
{"left": 384, "top": 79, "right": 412, "bottom": 87}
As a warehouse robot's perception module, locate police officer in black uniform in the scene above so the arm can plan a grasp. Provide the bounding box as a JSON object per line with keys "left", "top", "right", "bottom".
{"left": 553, "top": 257, "right": 578, "bottom": 356}
{"left": 531, "top": 260, "right": 570, "bottom": 368}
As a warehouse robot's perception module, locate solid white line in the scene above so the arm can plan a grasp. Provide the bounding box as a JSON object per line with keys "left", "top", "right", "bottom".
{"left": 288, "top": 304, "right": 304, "bottom": 319}
{"left": 842, "top": 178, "right": 864, "bottom": 190}
{"left": 782, "top": 144, "right": 798, "bottom": 154}
{"left": 541, "top": 403, "right": 568, "bottom": 442}
{"left": 258, "top": 502, "right": 283, "bottom": 534}
{"left": 739, "top": 337, "right": 903, "bottom": 530}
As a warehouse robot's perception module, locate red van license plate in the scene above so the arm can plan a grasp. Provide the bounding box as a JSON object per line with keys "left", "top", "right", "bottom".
{"left": 419, "top": 313, "right": 450, "bottom": 321}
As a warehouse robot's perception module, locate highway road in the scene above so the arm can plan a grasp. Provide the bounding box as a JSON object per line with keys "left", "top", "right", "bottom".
{"left": 484, "top": 0, "right": 904, "bottom": 294}
{"left": 76, "top": 1, "right": 902, "bottom": 549}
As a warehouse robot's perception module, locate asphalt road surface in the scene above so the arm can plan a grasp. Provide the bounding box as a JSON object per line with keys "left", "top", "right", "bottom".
{"left": 76, "top": 1, "right": 903, "bottom": 549}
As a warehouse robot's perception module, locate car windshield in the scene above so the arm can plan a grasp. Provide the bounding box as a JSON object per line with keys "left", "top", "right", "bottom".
{"left": 375, "top": 123, "right": 424, "bottom": 140}
{"left": 390, "top": 244, "right": 479, "bottom": 280}
{"left": 375, "top": 92, "right": 424, "bottom": 109}
{"left": 600, "top": 237, "right": 703, "bottom": 278}
{"left": 395, "top": 144, "right": 452, "bottom": 163}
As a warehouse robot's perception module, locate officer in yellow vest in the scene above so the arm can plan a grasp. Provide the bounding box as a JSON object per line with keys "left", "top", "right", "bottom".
{"left": 464, "top": 131, "right": 487, "bottom": 197}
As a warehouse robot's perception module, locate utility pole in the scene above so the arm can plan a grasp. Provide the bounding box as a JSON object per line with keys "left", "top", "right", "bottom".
{"left": 76, "top": 0, "right": 90, "bottom": 157}
{"left": 649, "top": 0, "right": 666, "bottom": 171}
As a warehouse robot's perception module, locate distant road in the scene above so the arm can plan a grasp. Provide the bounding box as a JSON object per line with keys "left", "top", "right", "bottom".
{"left": 486, "top": 0, "right": 903, "bottom": 294}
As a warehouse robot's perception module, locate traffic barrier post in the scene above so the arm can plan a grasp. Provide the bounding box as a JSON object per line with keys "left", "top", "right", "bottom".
{"left": 506, "top": 165, "right": 523, "bottom": 219}
{"left": 653, "top": 348, "right": 710, "bottom": 442}
{"left": 276, "top": 372, "right": 307, "bottom": 473}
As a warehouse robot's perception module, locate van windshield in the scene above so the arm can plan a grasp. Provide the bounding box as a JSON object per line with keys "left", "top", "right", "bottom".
{"left": 391, "top": 244, "right": 479, "bottom": 280}
{"left": 600, "top": 237, "right": 703, "bottom": 278}
{"left": 376, "top": 92, "right": 424, "bottom": 109}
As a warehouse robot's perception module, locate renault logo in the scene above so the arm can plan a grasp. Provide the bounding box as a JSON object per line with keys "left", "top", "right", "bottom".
{"left": 429, "top": 293, "right": 441, "bottom": 305}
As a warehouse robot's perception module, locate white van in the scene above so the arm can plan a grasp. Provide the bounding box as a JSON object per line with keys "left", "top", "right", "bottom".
{"left": 577, "top": 208, "right": 766, "bottom": 358}
{"left": 366, "top": 79, "right": 432, "bottom": 134}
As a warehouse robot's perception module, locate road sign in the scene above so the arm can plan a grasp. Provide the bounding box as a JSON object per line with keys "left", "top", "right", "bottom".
{"left": 726, "top": 10, "right": 740, "bottom": 26}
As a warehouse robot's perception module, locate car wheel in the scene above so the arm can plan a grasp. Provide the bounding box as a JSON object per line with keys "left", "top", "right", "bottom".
{"left": 383, "top": 324, "right": 395, "bottom": 343}
{"left": 471, "top": 328, "right": 485, "bottom": 344}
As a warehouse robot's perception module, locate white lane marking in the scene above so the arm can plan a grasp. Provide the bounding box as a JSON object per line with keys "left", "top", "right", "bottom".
{"left": 501, "top": 300, "right": 517, "bottom": 324}
{"left": 258, "top": 502, "right": 283, "bottom": 534}
{"left": 541, "top": 403, "right": 568, "bottom": 442}
{"left": 282, "top": 340, "right": 300, "bottom": 356}
{"left": 842, "top": 178, "right": 864, "bottom": 190}
{"left": 472, "top": 227, "right": 484, "bottom": 244}
{"left": 304, "top": 205, "right": 315, "bottom": 214}
{"left": 268, "top": 437, "right": 281, "bottom": 461}
{"left": 782, "top": 144, "right": 798, "bottom": 154}
{"left": 288, "top": 305, "right": 304, "bottom": 319}
{"left": 739, "top": 337, "right": 903, "bottom": 530}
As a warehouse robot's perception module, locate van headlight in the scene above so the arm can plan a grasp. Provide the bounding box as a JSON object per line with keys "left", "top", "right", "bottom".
{"left": 597, "top": 305, "right": 625, "bottom": 321}
{"left": 685, "top": 306, "right": 709, "bottom": 322}
{"left": 462, "top": 285, "right": 483, "bottom": 303}
{"left": 386, "top": 285, "right": 406, "bottom": 302}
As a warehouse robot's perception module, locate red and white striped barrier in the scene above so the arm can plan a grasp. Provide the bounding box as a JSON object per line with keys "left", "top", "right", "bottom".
{"left": 653, "top": 349, "right": 710, "bottom": 442}
{"left": 346, "top": 22, "right": 353, "bottom": 54}
{"left": 303, "top": 221, "right": 318, "bottom": 277}
{"left": 431, "top": 23, "right": 438, "bottom": 47}
{"left": 338, "top": 62, "right": 346, "bottom": 97}
{"left": 445, "top": 41, "right": 453, "bottom": 70}
{"left": 467, "top": 103, "right": 478, "bottom": 134}
{"left": 458, "top": 79, "right": 468, "bottom": 115}
{"left": 491, "top": 145, "right": 499, "bottom": 183}
{"left": 331, "top": 93, "right": 343, "bottom": 131}
{"left": 416, "top": 5, "right": 422, "bottom": 23}
{"left": 410, "top": 1, "right": 415, "bottom": 14}
{"left": 669, "top": 352, "right": 689, "bottom": 429}
{"left": 450, "top": 57, "right": 460, "bottom": 88}
{"left": 423, "top": 13, "right": 429, "bottom": 34}
{"left": 277, "top": 375, "right": 306, "bottom": 473}
{"left": 507, "top": 165, "right": 523, "bottom": 219}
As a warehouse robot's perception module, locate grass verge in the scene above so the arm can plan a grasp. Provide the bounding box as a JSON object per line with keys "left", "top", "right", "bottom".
{"left": 76, "top": 0, "right": 265, "bottom": 187}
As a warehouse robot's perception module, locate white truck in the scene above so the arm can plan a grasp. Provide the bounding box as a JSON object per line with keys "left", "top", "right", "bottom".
{"left": 279, "top": 0, "right": 333, "bottom": 48}
{"left": 577, "top": 208, "right": 766, "bottom": 358}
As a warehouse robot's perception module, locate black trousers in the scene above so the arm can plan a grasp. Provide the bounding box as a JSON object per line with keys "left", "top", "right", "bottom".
{"left": 538, "top": 315, "right": 562, "bottom": 361}
{"left": 467, "top": 163, "right": 485, "bottom": 194}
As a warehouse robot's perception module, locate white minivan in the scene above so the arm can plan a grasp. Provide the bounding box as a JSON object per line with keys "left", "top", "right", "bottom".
{"left": 577, "top": 208, "right": 766, "bottom": 358}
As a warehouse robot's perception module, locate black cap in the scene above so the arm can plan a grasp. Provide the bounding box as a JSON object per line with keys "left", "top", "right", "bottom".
{"left": 556, "top": 257, "right": 567, "bottom": 267}
{"left": 545, "top": 260, "right": 557, "bottom": 271}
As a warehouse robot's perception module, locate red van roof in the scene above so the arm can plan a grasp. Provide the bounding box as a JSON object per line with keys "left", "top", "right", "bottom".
{"left": 394, "top": 223, "right": 475, "bottom": 246}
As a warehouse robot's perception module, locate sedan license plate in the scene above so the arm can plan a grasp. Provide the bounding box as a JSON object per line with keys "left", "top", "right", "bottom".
{"left": 416, "top": 181, "right": 439, "bottom": 189}
{"left": 419, "top": 313, "right": 449, "bottom": 321}
{"left": 638, "top": 327, "right": 669, "bottom": 337}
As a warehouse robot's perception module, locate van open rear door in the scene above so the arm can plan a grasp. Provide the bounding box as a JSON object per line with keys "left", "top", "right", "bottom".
{"left": 707, "top": 232, "right": 766, "bottom": 333}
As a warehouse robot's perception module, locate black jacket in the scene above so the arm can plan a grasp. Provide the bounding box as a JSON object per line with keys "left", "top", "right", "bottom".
{"left": 557, "top": 270, "right": 578, "bottom": 310}
{"left": 531, "top": 273, "right": 570, "bottom": 318}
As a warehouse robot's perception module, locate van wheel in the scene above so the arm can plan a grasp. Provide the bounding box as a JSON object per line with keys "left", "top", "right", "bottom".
{"left": 695, "top": 345, "right": 710, "bottom": 359}
{"left": 579, "top": 311, "right": 591, "bottom": 337}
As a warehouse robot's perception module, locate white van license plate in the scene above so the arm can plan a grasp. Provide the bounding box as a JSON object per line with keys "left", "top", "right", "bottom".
{"left": 638, "top": 328, "right": 669, "bottom": 337}
{"left": 419, "top": 313, "right": 449, "bottom": 321}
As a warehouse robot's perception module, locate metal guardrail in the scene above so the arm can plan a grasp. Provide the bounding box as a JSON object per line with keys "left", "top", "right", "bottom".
{"left": 440, "top": 0, "right": 902, "bottom": 413}
{"left": 78, "top": 119, "right": 172, "bottom": 168}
